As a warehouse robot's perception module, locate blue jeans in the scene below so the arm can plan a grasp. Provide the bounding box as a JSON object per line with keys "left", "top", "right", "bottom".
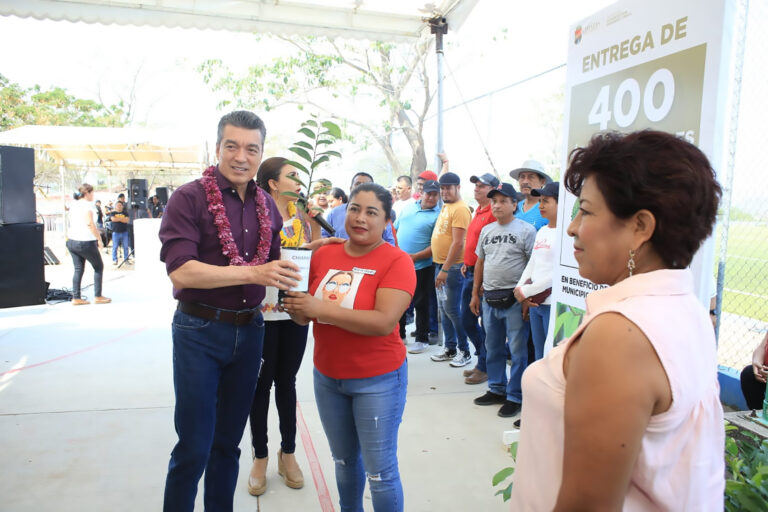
{"left": 112, "top": 231, "right": 130, "bottom": 261}
{"left": 434, "top": 264, "right": 468, "bottom": 352}
{"left": 314, "top": 361, "right": 408, "bottom": 512}
{"left": 529, "top": 304, "right": 551, "bottom": 361}
{"left": 461, "top": 270, "right": 486, "bottom": 372}
{"left": 482, "top": 299, "right": 527, "bottom": 403}
{"left": 163, "top": 308, "right": 265, "bottom": 512}
{"left": 429, "top": 284, "right": 438, "bottom": 335}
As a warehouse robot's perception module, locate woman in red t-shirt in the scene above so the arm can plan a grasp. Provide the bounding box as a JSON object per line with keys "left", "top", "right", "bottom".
{"left": 284, "top": 183, "right": 415, "bottom": 512}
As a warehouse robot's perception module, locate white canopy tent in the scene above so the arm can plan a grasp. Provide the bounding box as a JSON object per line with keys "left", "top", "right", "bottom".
{"left": 0, "top": 0, "right": 479, "bottom": 171}
{"left": 0, "top": 125, "right": 209, "bottom": 174}
{"left": 0, "top": 0, "right": 477, "bottom": 42}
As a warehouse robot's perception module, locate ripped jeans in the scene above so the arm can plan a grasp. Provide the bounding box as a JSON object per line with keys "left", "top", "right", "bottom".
{"left": 313, "top": 360, "right": 408, "bottom": 512}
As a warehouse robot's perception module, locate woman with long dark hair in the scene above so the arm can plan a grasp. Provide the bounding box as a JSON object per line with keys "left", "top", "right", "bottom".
{"left": 247, "top": 157, "right": 318, "bottom": 495}
{"left": 66, "top": 184, "right": 111, "bottom": 305}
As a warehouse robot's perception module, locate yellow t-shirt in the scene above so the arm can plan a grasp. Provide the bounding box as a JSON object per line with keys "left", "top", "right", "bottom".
{"left": 430, "top": 200, "right": 471, "bottom": 264}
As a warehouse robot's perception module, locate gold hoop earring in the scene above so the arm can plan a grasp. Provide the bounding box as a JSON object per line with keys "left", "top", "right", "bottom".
{"left": 627, "top": 249, "right": 636, "bottom": 278}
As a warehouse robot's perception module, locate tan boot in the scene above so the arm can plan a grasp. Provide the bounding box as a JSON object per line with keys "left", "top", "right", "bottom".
{"left": 248, "top": 456, "right": 268, "bottom": 496}
{"left": 72, "top": 298, "right": 90, "bottom": 305}
{"left": 277, "top": 449, "right": 304, "bottom": 489}
{"left": 94, "top": 296, "right": 112, "bottom": 304}
{"left": 462, "top": 367, "right": 476, "bottom": 378}
{"left": 465, "top": 370, "right": 488, "bottom": 385}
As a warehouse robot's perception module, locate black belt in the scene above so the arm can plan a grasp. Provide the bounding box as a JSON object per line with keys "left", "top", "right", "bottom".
{"left": 177, "top": 301, "right": 258, "bottom": 326}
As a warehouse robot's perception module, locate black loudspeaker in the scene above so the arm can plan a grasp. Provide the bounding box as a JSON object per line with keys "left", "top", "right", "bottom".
{"left": 155, "top": 187, "right": 169, "bottom": 205}
{"left": 0, "top": 223, "right": 45, "bottom": 308}
{"left": 0, "top": 146, "right": 36, "bottom": 224}
{"left": 127, "top": 178, "right": 148, "bottom": 210}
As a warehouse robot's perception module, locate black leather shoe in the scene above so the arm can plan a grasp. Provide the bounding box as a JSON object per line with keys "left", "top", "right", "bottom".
{"left": 498, "top": 400, "right": 521, "bottom": 418}
{"left": 474, "top": 391, "right": 506, "bottom": 406}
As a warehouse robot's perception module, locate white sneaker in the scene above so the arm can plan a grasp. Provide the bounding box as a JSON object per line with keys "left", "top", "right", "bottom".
{"left": 449, "top": 350, "right": 472, "bottom": 367}
{"left": 408, "top": 342, "right": 430, "bottom": 354}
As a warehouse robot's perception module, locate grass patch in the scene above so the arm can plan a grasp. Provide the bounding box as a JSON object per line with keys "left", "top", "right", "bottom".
{"left": 715, "top": 222, "right": 768, "bottom": 322}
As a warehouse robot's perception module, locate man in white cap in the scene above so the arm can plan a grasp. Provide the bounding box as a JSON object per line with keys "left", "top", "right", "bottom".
{"left": 509, "top": 160, "right": 552, "bottom": 231}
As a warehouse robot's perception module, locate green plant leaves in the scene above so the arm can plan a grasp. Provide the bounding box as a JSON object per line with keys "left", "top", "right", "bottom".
{"left": 724, "top": 422, "right": 768, "bottom": 511}
{"left": 289, "top": 146, "right": 312, "bottom": 163}
{"left": 284, "top": 159, "right": 309, "bottom": 174}
{"left": 321, "top": 121, "right": 341, "bottom": 138}
{"left": 492, "top": 467, "right": 515, "bottom": 486}
{"left": 293, "top": 140, "right": 313, "bottom": 150}
{"left": 298, "top": 127, "right": 315, "bottom": 139}
{"left": 311, "top": 155, "right": 330, "bottom": 169}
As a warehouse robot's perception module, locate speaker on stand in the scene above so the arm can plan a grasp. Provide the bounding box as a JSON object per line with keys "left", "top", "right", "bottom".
{"left": 155, "top": 186, "right": 169, "bottom": 206}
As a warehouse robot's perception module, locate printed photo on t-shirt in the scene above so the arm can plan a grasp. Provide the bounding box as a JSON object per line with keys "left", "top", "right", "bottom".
{"left": 313, "top": 269, "right": 364, "bottom": 314}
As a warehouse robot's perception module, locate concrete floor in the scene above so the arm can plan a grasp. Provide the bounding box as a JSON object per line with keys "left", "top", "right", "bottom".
{"left": 0, "top": 253, "right": 516, "bottom": 511}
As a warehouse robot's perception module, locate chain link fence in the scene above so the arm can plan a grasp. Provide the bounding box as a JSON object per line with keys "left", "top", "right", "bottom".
{"left": 715, "top": 0, "right": 768, "bottom": 371}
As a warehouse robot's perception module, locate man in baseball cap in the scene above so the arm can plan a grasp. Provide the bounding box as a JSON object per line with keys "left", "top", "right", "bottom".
{"left": 509, "top": 160, "right": 552, "bottom": 230}
{"left": 469, "top": 181, "right": 536, "bottom": 417}
{"left": 429, "top": 171, "right": 474, "bottom": 367}
{"left": 413, "top": 170, "right": 439, "bottom": 200}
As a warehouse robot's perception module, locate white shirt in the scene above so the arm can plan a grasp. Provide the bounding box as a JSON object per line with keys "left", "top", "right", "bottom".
{"left": 68, "top": 199, "right": 97, "bottom": 241}
{"left": 392, "top": 197, "right": 415, "bottom": 219}
{"left": 515, "top": 225, "right": 556, "bottom": 305}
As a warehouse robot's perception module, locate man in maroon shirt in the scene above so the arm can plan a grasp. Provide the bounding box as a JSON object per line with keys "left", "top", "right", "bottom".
{"left": 460, "top": 172, "right": 499, "bottom": 384}
{"left": 159, "top": 111, "right": 301, "bottom": 511}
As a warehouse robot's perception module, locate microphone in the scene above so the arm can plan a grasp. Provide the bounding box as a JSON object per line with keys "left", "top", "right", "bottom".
{"left": 298, "top": 193, "right": 336, "bottom": 236}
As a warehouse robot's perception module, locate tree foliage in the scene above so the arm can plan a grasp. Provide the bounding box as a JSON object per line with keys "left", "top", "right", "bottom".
{"left": 0, "top": 73, "right": 127, "bottom": 131}
{"left": 198, "top": 35, "right": 434, "bottom": 178}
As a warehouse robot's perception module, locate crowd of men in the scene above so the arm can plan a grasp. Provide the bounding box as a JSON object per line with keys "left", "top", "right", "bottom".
{"left": 314, "top": 158, "right": 559, "bottom": 419}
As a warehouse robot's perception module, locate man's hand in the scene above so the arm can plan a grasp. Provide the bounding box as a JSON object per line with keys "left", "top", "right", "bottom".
{"left": 514, "top": 286, "right": 525, "bottom": 302}
{"left": 460, "top": 264, "right": 467, "bottom": 278}
{"left": 251, "top": 260, "right": 302, "bottom": 290}
{"left": 470, "top": 293, "right": 481, "bottom": 316}
{"left": 435, "top": 270, "right": 447, "bottom": 289}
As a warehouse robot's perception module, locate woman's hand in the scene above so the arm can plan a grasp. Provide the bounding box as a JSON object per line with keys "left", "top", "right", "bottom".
{"left": 751, "top": 333, "right": 768, "bottom": 383}
{"left": 281, "top": 291, "right": 324, "bottom": 320}
{"left": 752, "top": 362, "right": 768, "bottom": 384}
{"left": 514, "top": 286, "right": 525, "bottom": 302}
{"left": 301, "top": 237, "right": 345, "bottom": 252}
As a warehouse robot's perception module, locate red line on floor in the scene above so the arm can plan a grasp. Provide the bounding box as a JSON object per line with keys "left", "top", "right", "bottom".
{"left": 296, "top": 401, "right": 335, "bottom": 512}
{"left": 0, "top": 327, "right": 147, "bottom": 377}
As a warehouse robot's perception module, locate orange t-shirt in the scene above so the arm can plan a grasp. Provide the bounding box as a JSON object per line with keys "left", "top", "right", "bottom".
{"left": 310, "top": 242, "right": 416, "bottom": 379}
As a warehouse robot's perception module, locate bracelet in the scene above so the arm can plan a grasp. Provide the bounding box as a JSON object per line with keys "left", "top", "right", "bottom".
{"left": 709, "top": 309, "right": 716, "bottom": 316}
{"left": 440, "top": 267, "right": 449, "bottom": 273}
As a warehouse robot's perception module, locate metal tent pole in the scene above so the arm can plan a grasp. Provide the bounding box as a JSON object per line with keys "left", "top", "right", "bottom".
{"left": 430, "top": 17, "right": 448, "bottom": 173}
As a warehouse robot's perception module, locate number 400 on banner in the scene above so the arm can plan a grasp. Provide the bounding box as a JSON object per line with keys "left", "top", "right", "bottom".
{"left": 568, "top": 43, "right": 706, "bottom": 149}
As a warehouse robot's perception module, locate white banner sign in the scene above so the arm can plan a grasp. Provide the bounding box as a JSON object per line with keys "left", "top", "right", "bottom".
{"left": 548, "top": 0, "right": 735, "bottom": 349}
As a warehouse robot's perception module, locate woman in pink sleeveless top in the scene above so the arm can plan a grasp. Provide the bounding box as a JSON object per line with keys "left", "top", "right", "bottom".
{"left": 510, "top": 130, "right": 724, "bottom": 511}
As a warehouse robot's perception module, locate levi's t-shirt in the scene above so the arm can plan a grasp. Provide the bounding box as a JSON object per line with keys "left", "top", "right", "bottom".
{"left": 309, "top": 242, "right": 416, "bottom": 379}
